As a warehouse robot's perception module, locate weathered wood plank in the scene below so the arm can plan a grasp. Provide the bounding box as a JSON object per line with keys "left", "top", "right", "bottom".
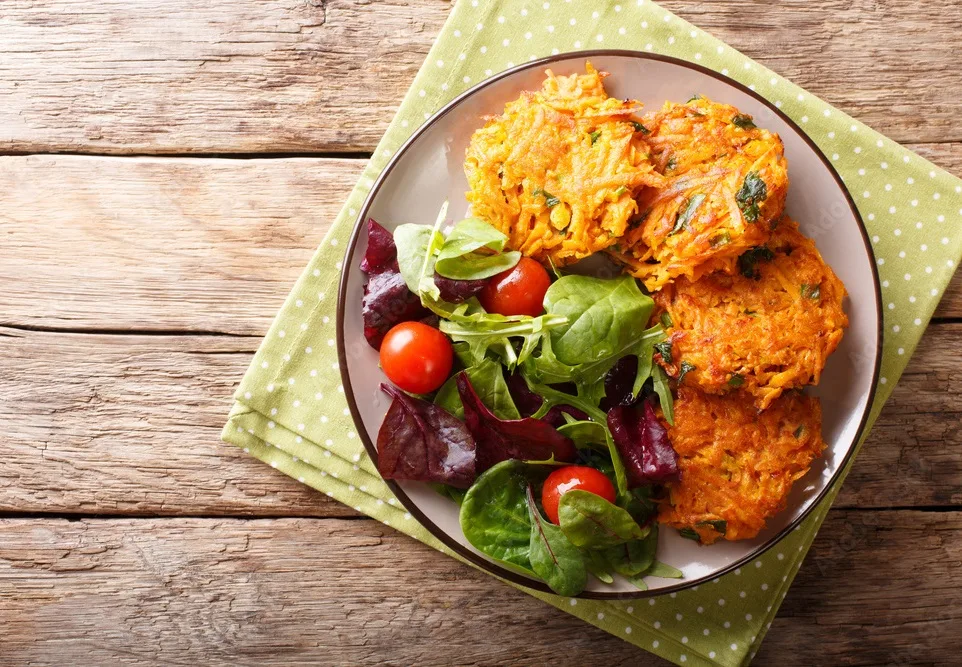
{"left": 1, "top": 0, "right": 961, "bottom": 154}
{"left": 1, "top": 322, "right": 960, "bottom": 517}
{"left": 0, "top": 512, "right": 957, "bottom": 665}
{"left": 1, "top": 153, "right": 960, "bottom": 339}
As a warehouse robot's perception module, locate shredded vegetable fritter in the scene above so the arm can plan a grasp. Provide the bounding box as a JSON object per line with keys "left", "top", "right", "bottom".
{"left": 658, "top": 386, "right": 826, "bottom": 544}
{"left": 653, "top": 217, "right": 848, "bottom": 410}
{"left": 608, "top": 97, "right": 789, "bottom": 291}
{"left": 464, "top": 63, "right": 666, "bottom": 266}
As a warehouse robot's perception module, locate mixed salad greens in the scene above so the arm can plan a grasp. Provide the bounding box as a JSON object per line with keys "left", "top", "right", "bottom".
{"left": 360, "top": 204, "right": 683, "bottom": 595}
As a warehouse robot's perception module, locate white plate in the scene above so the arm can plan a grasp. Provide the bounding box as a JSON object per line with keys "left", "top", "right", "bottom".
{"left": 337, "top": 51, "right": 882, "bottom": 598}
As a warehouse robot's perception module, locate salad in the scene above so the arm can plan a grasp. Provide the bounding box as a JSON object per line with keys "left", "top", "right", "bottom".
{"left": 360, "top": 203, "right": 683, "bottom": 595}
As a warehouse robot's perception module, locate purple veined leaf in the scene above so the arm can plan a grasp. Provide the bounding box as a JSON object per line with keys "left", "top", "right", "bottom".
{"left": 504, "top": 373, "right": 588, "bottom": 428}
{"left": 457, "top": 373, "right": 577, "bottom": 472}
{"left": 360, "top": 218, "right": 398, "bottom": 274}
{"left": 599, "top": 356, "right": 639, "bottom": 412}
{"left": 361, "top": 219, "right": 430, "bottom": 349}
{"left": 607, "top": 399, "right": 680, "bottom": 487}
{"left": 434, "top": 272, "right": 489, "bottom": 303}
{"left": 376, "top": 383, "right": 476, "bottom": 489}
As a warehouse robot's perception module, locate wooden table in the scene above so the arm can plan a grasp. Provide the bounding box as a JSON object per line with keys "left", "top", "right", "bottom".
{"left": 2, "top": 1, "right": 961, "bottom": 664}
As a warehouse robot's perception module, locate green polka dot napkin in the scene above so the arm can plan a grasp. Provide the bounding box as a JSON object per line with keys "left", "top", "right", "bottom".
{"left": 221, "top": 1, "right": 962, "bottom": 664}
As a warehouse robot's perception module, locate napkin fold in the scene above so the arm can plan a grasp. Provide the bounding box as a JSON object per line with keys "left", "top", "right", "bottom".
{"left": 222, "top": 2, "right": 962, "bottom": 664}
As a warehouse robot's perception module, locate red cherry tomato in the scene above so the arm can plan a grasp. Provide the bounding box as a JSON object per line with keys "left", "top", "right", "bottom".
{"left": 379, "top": 321, "right": 453, "bottom": 394}
{"left": 478, "top": 257, "right": 552, "bottom": 317}
{"left": 541, "top": 465, "right": 617, "bottom": 524}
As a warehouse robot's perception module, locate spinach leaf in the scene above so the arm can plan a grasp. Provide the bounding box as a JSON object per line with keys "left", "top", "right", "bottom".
{"left": 435, "top": 218, "right": 521, "bottom": 281}
{"left": 557, "top": 420, "right": 609, "bottom": 453}
{"left": 583, "top": 549, "right": 615, "bottom": 584}
{"left": 736, "top": 172, "right": 768, "bottom": 223}
{"left": 432, "top": 483, "right": 467, "bottom": 506}
{"left": 526, "top": 486, "right": 588, "bottom": 596}
{"left": 669, "top": 194, "right": 706, "bottom": 236}
{"left": 651, "top": 364, "right": 675, "bottom": 426}
{"left": 732, "top": 114, "right": 757, "bottom": 129}
{"left": 435, "top": 358, "right": 521, "bottom": 421}
{"left": 541, "top": 274, "right": 655, "bottom": 369}
{"left": 646, "top": 560, "right": 684, "bottom": 579}
{"left": 459, "top": 460, "right": 535, "bottom": 574}
{"left": 602, "top": 527, "right": 658, "bottom": 577}
{"left": 393, "top": 222, "right": 443, "bottom": 297}
{"left": 558, "top": 489, "right": 649, "bottom": 549}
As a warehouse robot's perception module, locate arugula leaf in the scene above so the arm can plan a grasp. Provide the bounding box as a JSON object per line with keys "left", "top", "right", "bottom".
{"left": 651, "top": 365, "right": 675, "bottom": 426}
{"left": 526, "top": 486, "right": 588, "bottom": 596}
{"left": 435, "top": 218, "right": 521, "bottom": 280}
{"left": 737, "top": 246, "right": 775, "bottom": 279}
{"left": 558, "top": 489, "right": 649, "bottom": 549}
{"left": 439, "top": 307, "right": 568, "bottom": 369}
{"left": 678, "top": 361, "right": 696, "bottom": 384}
{"left": 669, "top": 193, "right": 706, "bottom": 236}
{"left": 732, "top": 114, "right": 757, "bottom": 129}
{"left": 801, "top": 283, "right": 821, "bottom": 300}
{"left": 646, "top": 560, "right": 684, "bottom": 579}
{"left": 736, "top": 172, "right": 768, "bottom": 223}
{"left": 435, "top": 358, "right": 521, "bottom": 420}
{"left": 459, "top": 460, "right": 536, "bottom": 574}
{"left": 532, "top": 187, "right": 561, "bottom": 207}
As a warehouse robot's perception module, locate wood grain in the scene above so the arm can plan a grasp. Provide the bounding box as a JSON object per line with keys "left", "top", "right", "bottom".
{"left": 1, "top": 153, "right": 960, "bottom": 340}
{"left": 1, "top": 0, "right": 961, "bottom": 154}
{"left": 0, "top": 511, "right": 957, "bottom": 665}
{"left": 2, "top": 322, "right": 960, "bottom": 517}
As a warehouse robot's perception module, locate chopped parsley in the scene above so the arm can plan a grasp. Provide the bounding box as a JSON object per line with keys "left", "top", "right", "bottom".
{"left": 743, "top": 309, "right": 758, "bottom": 318}
{"left": 613, "top": 185, "right": 628, "bottom": 197}
{"left": 793, "top": 425, "right": 805, "bottom": 438}
{"left": 710, "top": 231, "right": 731, "bottom": 247}
{"left": 678, "top": 361, "right": 696, "bottom": 384}
{"left": 732, "top": 114, "right": 757, "bottom": 129}
{"left": 654, "top": 341, "right": 674, "bottom": 365}
{"left": 737, "top": 246, "right": 775, "bottom": 280}
{"left": 687, "top": 94, "right": 702, "bottom": 103}
{"left": 666, "top": 156, "right": 678, "bottom": 171}
{"left": 801, "top": 283, "right": 821, "bottom": 300}
{"left": 660, "top": 312, "right": 673, "bottom": 328}
{"left": 736, "top": 172, "right": 768, "bottom": 223}
{"left": 532, "top": 187, "right": 561, "bottom": 207}
{"left": 590, "top": 129, "right": 602, "bottom": 144}
{"left": 631, "top": 121, "right": 651, "bottom": 134}
{"left": 728, "top": 374, "right": 745, "bottom": 388}
{"left": 697, "top": 520, "right": 728, "bottom": 535}
{"left": 679, "top": 527, "right": 700, "bottom": 541}
{"left": 669, "top": 193, "right": 706, "bottom": 236}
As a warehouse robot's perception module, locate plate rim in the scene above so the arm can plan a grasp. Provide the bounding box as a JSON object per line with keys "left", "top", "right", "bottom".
{"left": 336, "top": 49, "right": 884, "bottom": 599}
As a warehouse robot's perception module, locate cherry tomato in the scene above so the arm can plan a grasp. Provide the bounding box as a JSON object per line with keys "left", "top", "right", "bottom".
{"left": 478, "top": 257, "right": 552, "bottom": 317}
{"left": 541, "top": 466, "right": 617, "bottom": 524}
{"left": 379, "top": 321, "right": 453, "bottom": 394}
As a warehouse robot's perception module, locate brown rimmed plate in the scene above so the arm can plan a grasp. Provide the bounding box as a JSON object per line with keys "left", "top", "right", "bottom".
{"left": 337, "top": 51, "right": 882, "bottom": 598}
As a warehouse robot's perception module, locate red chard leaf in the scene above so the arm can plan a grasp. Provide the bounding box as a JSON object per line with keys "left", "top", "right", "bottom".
{"left": 361, "top": 219, "right": 430, "bottom": 349}
{"left": 434, "top": 272, "right": 489, "bottom": 303}
{"left": 504, "top": 373, "right": 588, "bottom": 427}
{"left": 376, "top": 383, "right": 476, "bottom": 489}
{"left": 607, "top": 400, "right": 679, "bottom": 487}
{"left": 599, "top": 355, "right": 639, "bottom": 412}
{"left": 457, "top": 373, "right": 577, "bottom": 472}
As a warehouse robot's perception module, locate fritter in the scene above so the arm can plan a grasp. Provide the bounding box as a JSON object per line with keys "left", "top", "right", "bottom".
{"left": 653, "top": 217, "right": 848, "bottom": 410}
{"left": 658, "top": 386, "right": 826, "bottom": 544}
{"left": 464, "top": 63, "right": 666, "bottom": 267}
{"left": 608, "top": 97, "right": 789, "bottom": 291}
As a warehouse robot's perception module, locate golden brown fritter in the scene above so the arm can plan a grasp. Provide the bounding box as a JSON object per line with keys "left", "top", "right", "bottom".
{"left": 653, "top": 217, "right": 848, "bottom": 410}
{"left": 608, "top": 97, "right": 789, "bottom": 291}
{"left": 464, "top": 63, "right": 666, "bottom": 266}
{"left": 658, "top": 386, "right": 825, "bottom": 544}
